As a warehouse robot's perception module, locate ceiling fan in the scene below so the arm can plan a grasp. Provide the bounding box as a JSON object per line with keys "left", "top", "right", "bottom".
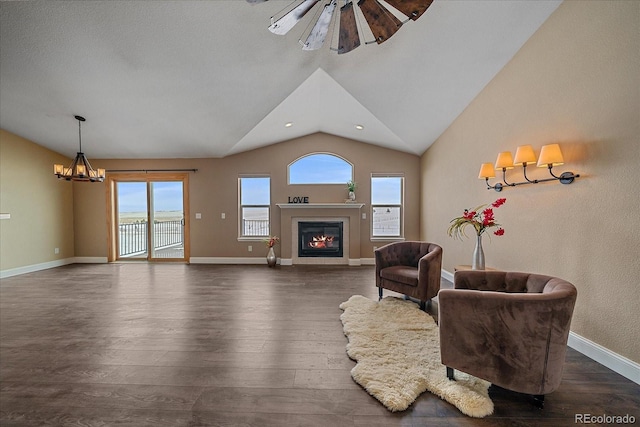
{"left": 248, "top": 0, "right": 433, "bottom": 54}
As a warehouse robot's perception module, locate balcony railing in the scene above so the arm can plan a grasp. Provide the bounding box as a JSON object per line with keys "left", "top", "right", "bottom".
{"left": 119, "top": 219, "right": 184, "bottom": 257}
{"left": 242, "top": 219, "right": 269, "bottom": 236}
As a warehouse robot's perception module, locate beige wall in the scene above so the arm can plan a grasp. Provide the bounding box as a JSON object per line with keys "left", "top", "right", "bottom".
{"left": 72, "top": 133, "right": 420, "bottom": 261}
{"left": 421, "top": 1, "right": 639, "bottom": 362}
{"left": 0, "top": 129, "right": 75, "bottom": 271}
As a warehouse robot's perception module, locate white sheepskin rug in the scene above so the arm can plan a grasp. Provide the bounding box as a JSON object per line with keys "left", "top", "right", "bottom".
{"left": 339, "top": 295, "right": 494, "bottom": 417}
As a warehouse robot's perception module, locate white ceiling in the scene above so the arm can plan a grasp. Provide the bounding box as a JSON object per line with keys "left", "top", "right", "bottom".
{"left": 0, "top": 0, "right": 562, "bottom": 159}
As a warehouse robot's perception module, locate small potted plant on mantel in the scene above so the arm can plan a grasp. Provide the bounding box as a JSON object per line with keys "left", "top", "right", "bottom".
{"left": 346, "top": 180, "right": 357, "bottom": 202}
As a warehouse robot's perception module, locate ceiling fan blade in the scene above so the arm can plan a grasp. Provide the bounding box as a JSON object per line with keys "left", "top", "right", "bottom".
{"left": 268, "top": 0, "right": 320, "bottom": 35}
{"left": 302, "top": 0, "right": 337, "bottom": 50}
{"left": 357, "top": 0, "right": 403, "bottom": 44}
{"left": 338, "top": 1, "right": 361, "bottom": 54}
{"left": 383, "top": 0, "right": 433, "bottom": 21}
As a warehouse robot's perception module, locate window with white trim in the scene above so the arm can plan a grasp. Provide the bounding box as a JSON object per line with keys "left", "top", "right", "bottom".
{"left": 239, "top": 176, "right": 270, "bottom": 237}
{"left": 371, "top": 176, "right": 403, "bottom": 237}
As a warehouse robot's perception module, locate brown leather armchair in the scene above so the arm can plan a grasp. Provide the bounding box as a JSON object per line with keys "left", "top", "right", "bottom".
{"left": 438, "top": 270, "right": 577, "bottom": 408}
{"left": 375, "top": 241, "right": 443, "bottom": 310}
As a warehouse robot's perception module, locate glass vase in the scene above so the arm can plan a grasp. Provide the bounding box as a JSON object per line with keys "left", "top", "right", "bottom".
{"left": 472, "top": 234, "right": 485, "bottom": 270}
{"left": 266, "top": 246, "right": 277, "bottom": 267}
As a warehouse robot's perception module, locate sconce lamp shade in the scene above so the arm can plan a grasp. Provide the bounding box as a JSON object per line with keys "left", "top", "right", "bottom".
{"left": 495, "top": 151, "right": 514, "bottom": 170}
{"left": 478, "top": 162, "right": 496, "bottom": 179}
{"left": 537, "top": 143, "right": 564, "bottom": 167}
{"left": 513, "top": 145, "right": 537, "bottom": 166}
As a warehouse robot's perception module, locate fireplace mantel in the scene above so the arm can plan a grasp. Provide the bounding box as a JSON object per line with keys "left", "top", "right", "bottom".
{"left": 277, "top": 203, "right": 364, "bottom": 209}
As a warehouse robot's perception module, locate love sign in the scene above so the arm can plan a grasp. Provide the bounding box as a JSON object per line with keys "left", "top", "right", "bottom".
{"left": 288, "top": 196, "right": 309, "bottom": 204}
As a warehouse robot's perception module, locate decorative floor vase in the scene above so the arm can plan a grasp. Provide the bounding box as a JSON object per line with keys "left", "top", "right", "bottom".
{"left": 266, "top": 246, "right": 277, "bottom": 267}
{"left": 472, "top": 235, "right": 485, "bottom": 270}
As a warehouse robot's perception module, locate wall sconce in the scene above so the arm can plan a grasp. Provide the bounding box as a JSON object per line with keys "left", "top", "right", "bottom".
{"left": 479, "top": 144, "right": 580, "bottom": 192}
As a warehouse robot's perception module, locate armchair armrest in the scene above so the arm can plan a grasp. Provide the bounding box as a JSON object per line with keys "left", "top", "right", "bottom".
{"left": 418, "top": 245, "right": 442, "bottom": 287}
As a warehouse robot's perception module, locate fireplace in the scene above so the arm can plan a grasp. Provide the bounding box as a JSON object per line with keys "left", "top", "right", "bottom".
{"left": 298, "top": 221, "right": 343, "bottom": 258}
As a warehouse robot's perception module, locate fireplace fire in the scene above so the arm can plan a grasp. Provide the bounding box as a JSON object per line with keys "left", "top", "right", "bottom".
{"left": 309, "top": 235, "right": 334, "bottom": 249}
{"left": 298, "top": 221, "right": 343, "bottom": 257}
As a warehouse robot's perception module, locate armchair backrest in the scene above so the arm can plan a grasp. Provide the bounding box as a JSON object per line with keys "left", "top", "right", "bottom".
{"left": 454, "top": 270, "right": 576, "bottom": 296}
{"left": 375, "top": 241, "right": 441, "bottom": 268}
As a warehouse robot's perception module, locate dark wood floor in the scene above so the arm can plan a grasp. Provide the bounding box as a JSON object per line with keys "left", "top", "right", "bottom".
{"left": 1, "top": 264, "right": 638, "bottom": 426}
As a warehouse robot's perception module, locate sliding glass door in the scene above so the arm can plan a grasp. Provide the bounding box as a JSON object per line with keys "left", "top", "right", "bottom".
{"left": 117, "top": 182, "right": 149, "bottom": 259}
{"left": 107, "top": 173, "right": 189, "bottom": 262}
{"left": 149, "top": 181, "right": 184, "bottom": 260}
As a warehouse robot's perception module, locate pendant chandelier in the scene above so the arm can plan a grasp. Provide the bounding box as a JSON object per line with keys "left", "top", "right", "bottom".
{"left": 53, "top": 115, "right": 105, "bottom": 182}
{"left": 251, "top": 0, "right": 433, "bottom": 54}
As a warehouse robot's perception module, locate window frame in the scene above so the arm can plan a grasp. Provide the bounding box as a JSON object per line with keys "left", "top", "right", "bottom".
{"left": 287, "top": 152, "right": 354, "bottom": 185}
{"left": 370, "top": 174, "right": 404, "bottom": 240}
{"left": 238, "top": 175, "right": 271, "bottom": 240}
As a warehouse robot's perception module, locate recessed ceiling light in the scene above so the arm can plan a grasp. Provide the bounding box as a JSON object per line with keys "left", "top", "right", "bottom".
{"left": 355, "top": 124, "right": 364, "bottom": 130}
{"left": 285, "top": 122, "right": 293, "bottom": 128}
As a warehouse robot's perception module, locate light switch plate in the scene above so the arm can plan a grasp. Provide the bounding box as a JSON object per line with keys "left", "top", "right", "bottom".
{"left": 195, "top": 213, "right": 202, "bottom": 219}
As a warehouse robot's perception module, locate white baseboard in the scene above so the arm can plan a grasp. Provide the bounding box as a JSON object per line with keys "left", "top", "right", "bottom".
{"left": 568, "top": 332, "right": 639, "bottom": 385}
{"left": 190, "top": 257, "right": 370, "bottom": 267}
{"left": 73, "top": 257, "right": 108, "bottom": 264}
{"left": 190, "top": 257, "right": 270, "bottom": 265}
{"left": 441, "top": 268, "right": 454, "bottom": 283}
{"left": 360, "top": 257, "right": 375, "bottom": 266}
{"left": 0, "top": 258, "right": 75, "bottom": 279}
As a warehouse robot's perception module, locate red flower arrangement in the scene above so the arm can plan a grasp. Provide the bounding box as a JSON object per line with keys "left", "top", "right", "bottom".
{"left": 448, "top": 198, "right": 506, "bottom": 239}
{"left": 264, "top": 236, "right": 280, "bottom": 248}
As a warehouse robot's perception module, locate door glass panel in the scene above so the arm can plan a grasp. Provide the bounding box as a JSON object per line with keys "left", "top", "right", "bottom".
{"left": 117, "top": 182, "right": 148, "bottom": 259}
{"left": 150, "top": 181, "right": 184, "bottom": 260}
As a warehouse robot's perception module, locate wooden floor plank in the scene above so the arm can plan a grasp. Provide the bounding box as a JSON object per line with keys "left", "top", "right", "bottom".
{"left": 1, "top": 263, "right": 638, "bottom": 426}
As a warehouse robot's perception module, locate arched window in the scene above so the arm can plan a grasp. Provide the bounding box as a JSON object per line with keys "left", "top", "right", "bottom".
{"left": 288, "top": 153, "right": 353, "bottom": 184}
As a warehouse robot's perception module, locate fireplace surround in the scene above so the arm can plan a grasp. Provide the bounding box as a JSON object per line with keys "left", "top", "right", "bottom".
{"left": 277, "top": 203, "right": 364, "bottom": 265}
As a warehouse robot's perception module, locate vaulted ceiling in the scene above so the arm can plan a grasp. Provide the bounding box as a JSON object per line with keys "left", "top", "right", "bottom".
{"left": 0, "top": 0, "right": 561, "bottom": 159}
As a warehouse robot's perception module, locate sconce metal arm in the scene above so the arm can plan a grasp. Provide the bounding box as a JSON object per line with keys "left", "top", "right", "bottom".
{"left": 547, "top": 165, "right": 580, "bottom": 184}
{"left": 485, "top": 166, "right": 580, "bottom": 192}
{"left": 501, "top": 168, "right": 517, "bottom": 187}
{"left": 522, "top": 164, "right": 538, "bottom": 183}
{"left": 485, "top": 178, "right": 503, "bottom": 192}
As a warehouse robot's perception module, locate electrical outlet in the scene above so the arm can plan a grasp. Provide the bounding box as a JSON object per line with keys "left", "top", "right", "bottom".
{"left": 195, "top": 213, "right": 202, "bottom": 219}
{"left": 248, "top": 245, "right": 252, "bottom": 252}
{"left": 221, "top": 213, "right": 226, "bottom": 219}
{"left": 54, "top": 248, "right": 60, "bottom": 254}
{"left": 362, "top": 212, "right": 366, "bottom": 219}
